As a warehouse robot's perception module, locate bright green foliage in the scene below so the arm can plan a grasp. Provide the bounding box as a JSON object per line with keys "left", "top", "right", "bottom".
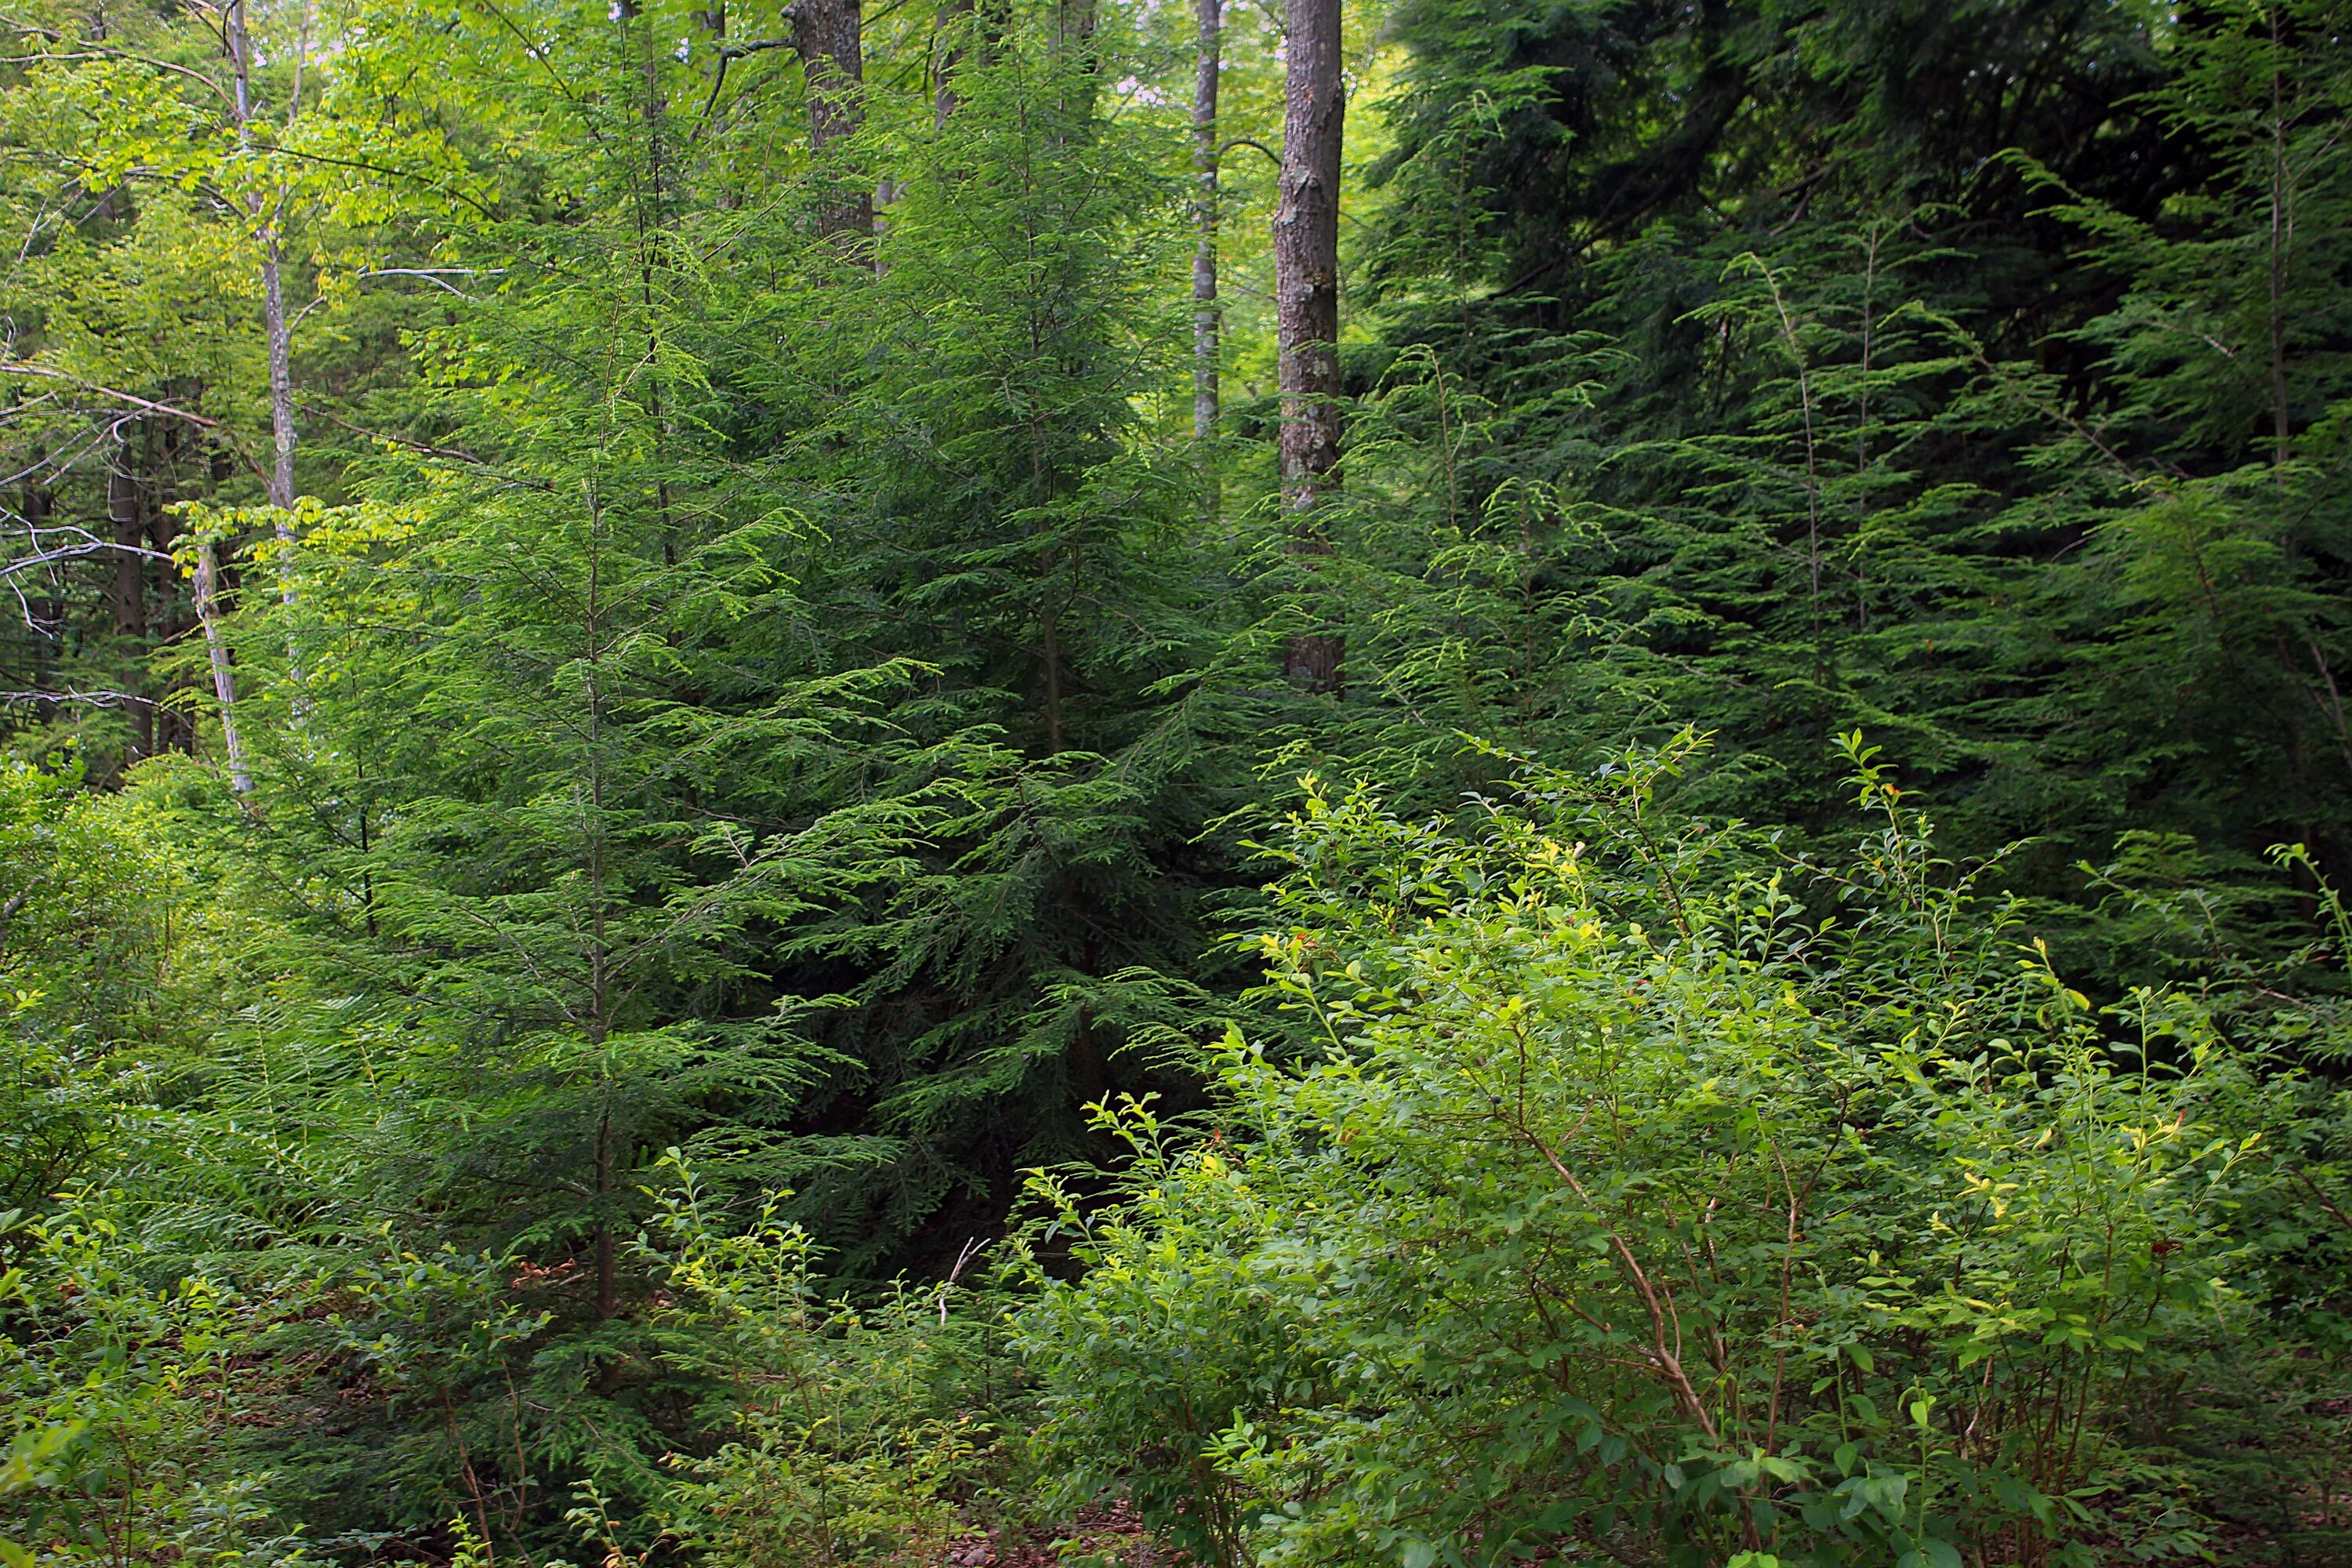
{"left": 1020, "top": 734, "right": 2337, "bottom": 1567}
{"left": 0, "top": 764, "right": 145, "bottom": 1215}
{"left": 628, "top": 1157, "right": 1018, "bottom": 1568}
{"left": 0, "top": 0, "right": 474, "bottom": 772}
{"left": 2, "top": 0, "right": 2350, "bottom": 1559}
{"left": 0, "top": 1201, "right": 325, "bottom": 1567}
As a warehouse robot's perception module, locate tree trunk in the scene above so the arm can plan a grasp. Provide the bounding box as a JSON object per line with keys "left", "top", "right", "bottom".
{"left": 20, "top": 484, "right": 59, "bottom": 720}
{"left": 1057, "top": 0, "right": 1099, "bottom": 65}
{"left": 225, "top": 0, "right": 317, "bottom": 728}
{"left": 794, "top": 0, "right": 873, "bottom": 238}
{"left": 695, "top": 2, "right": 744, "bottom": 208}
{"left": 107, "top": 434, "right": 152, "bottom": 761}
{"left": 259, "top": 245, "right": 296, "bottom": 515}
{"left": 1275, "top": 0, "right": 1344, "bottom": 692}
{"left": 931, "top": 0, "right": 1004, "bottom": 127}
{"left": 225, "top": 0, "right": 297, "bottom": 523}
{"left": 593, "top": 1105, "right": 618, "bottom": 1321}
{"left": 1192, "top": 0, "right": 1220, "bottom": 474}
{"left": 933, "top": 0, "right": 975, "bottom": 126}
{"left": 147, "top": 493, "right": 195, "bottom": 756}
{"left": 108, "top": 445, "right": 145, "bottom": 641}
{"left": 191, "top": 536, "right": 252, "bottom": 795}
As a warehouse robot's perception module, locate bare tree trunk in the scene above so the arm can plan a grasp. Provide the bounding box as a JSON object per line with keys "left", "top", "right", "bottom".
{"left": 873, "top": 173, "right": 902, "bottom": 261}
{"left": 933, "top": 0, "right": 976, "bottom": 127}
{"left": 1192, "top": 0, "right": 1220, "bottom": 477}
{"left": 226, "top": 0, "right": 297, "bottom": 524}
{"left": 1275, "top": 0, "right": 1343, "bottom": 692}
{"left": 259, "top": 250, "right": 296, "bottom": 514}
{"left": 695, "top": 2, "right": 744, "bottom": 209}
{"left": 593, "top": 1105, "right": 618, "bottom": 1320}
{"left": 185, "top": 449, "right": 252, "bottom": 793}
{"left": 795, "top": 0, "right": 873, "bottom": 238}
{"left": 932, "top": 0, "right": 1007, "bottom": 127}
{"left": 20, "top": 483, "right": 60, "bottom": 720}
{"left": 107, "top": 434, "right": 151, "bottom": 760}
{"left": 147, "top": 485, "right": 195, "bottom": 756}
{"left": 191, "top": 537, "right": 252, "bottom": 795}
{"left": 225, "top": 0, "right": 318, "bottom": 735}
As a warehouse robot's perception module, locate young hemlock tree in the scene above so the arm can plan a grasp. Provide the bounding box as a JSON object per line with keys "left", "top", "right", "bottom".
{"left": 726, "top": 2, "right": 1240, "bottom": 1266}
{"left": 160, "top": 0, "right": 922, "bottom": 1546}
{"left": 1997, "top": 0, "right": 2352, "bottom": 889}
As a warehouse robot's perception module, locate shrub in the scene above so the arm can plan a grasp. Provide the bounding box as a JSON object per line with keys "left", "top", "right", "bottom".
{"left": 1019, "top": 732, "right": 2311, "bottom": 1568}
{"left": 630, "top": 1158, "right": 1022, "bottom": 1568}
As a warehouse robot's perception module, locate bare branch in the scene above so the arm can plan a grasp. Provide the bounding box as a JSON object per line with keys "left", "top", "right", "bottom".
{"left": 0, "top": 685, "right": 152, "bottom": 707}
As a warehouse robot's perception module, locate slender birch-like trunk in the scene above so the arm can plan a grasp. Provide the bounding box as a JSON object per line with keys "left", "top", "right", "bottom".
{"left": 225, "top": 0, "right": 296, "bottom": 521}
{"left": 933, "top": 0, "right": 975, "bottom": 127}
{"left": 1192, "top": 0, "right": 1220, "bottom": 468}
{"left": 107, "top": 434, "right": 152, "bottom": 761}
{"left": 191, "top": 537, "right": 252, "bottom": 794}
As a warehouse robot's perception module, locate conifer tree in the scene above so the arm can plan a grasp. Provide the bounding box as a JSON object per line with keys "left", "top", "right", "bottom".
{"left": 729, "top": 0, "right": 1232, "bottom": 1262}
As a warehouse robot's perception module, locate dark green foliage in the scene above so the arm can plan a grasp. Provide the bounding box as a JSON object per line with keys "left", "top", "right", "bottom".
{"left": 4, "top": 0, "right": 2351, "bottom": 1562}
{"left": 1021, "top": 734, "right": 2352, "bottom": 1568}
{"left": 732, "top": 11, "right": 1239, "bottom": 1263}
{"left": 1339, "top": 0, "right": 2352, "bottom": 938}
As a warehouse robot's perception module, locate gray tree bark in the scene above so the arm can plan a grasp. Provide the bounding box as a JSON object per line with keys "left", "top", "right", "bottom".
{"left": 191, "top": 536, "right": 252, "bottom": 795}
{"left": 933, "top": 0, "right": 975, "bottom": 128}
{"left": 1275, "top": 0, "right": 1343, "bottom": 692}
{"left": 107, "top": 432, "right": 151, "bottom": 760}
{"left": 794, "top": 0, "right": 872, "bottom": 238}
{"left": 225, "top": 0, "right": 296, "bottom": 519}
{"left": 1192, "top": 0, "right": 1220, "bottom": 459}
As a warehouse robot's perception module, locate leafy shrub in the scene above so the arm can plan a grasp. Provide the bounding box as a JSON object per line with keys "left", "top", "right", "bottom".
{"left": 0, "top": 1198, "right": 328, "bottom": 1567}
{"left": 1019, "top": 732, "right": 2332, "bottom": 1568}
{"left": 616, "top": 1157, "right": 1022, "bottom": 1568}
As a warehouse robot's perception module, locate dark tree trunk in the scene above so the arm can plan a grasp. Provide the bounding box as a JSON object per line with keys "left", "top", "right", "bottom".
{"left": 593, "top": 1106, "right": 617, "bottom": 1321}
{"left": 151, "top": 420, "right": 194, "bottom": 754}
{"left": 1275, "top": 0, "right": 1344, "bottom": 692}
{"left": 107, "top": 435, "right": 152, "bottom": 760}
{"left": 695, "top": 2, "right": 741, "bottom": 207}
{"left": 1057, "top": 0, "right": 1098, "bottom": 62}
{"left": 794, "top": 0, "right": 872, "bottom": 238}
{"left": 933, "top": 0, "right": 975, "bottom": 128}
{"left": 18, "top": 484, "right": 59, "bottom": 724}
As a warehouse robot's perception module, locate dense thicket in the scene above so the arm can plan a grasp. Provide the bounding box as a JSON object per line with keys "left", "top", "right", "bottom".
{"left": 2, "top": 0, "right": 2349, "bottom": 1563}
{"left": 1348, "top": 0, "right": 2352, "bottom": 903}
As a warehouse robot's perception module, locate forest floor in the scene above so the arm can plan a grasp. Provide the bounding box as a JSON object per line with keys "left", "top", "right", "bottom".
{"left": 948, "top": 1501, "right": 1163, "bottom": 1568}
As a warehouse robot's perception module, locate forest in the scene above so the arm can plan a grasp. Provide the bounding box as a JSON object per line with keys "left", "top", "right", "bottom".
{"left": 2, "top": 0, "right": 2351, "bottom": 1562}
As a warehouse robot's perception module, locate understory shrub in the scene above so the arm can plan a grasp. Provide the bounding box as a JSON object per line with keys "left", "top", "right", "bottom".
{"left": 1019, "top": 732, "right": 2346, "bottom": 1568}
